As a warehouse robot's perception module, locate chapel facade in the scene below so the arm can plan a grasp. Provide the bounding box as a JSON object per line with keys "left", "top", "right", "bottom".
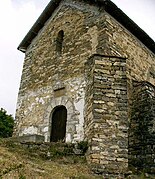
{"left": 14, "top": 0, "right": 155, "bottom": 176}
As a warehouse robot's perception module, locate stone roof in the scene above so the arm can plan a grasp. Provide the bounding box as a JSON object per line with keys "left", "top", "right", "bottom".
{"left": 18, "top": 0, "right": 155, "bottom": 54}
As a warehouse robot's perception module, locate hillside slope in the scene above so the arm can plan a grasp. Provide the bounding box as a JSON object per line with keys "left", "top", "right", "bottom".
{"left": 0, "top": 139, "right": 100, "bottom": 179}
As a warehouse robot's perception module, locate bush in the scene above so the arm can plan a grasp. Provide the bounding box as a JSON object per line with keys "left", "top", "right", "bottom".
{"left": 77, "top": 141, "right": 88, "bottom": 154}
{"left": 0, "top": 108, "right": 14, "bottom": 138}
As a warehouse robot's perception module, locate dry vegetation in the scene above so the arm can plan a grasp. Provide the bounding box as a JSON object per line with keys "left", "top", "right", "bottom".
{"left": 0, "top": 139, "right": 101, "bottom": 179}
{"left": 1, "top": 139, "right": 155, "bottom": 179}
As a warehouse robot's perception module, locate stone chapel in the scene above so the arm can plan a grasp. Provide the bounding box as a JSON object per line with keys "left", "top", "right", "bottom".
{"left": 14, "top": 0, "right": 155, "bottom": 176}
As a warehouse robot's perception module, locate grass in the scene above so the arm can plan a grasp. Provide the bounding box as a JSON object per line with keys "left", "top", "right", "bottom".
{"left": 0, "top": 139, "right": 101, "bottom": 179}
{"left": 1, "top": 138, "right": 154, "bottom": 179}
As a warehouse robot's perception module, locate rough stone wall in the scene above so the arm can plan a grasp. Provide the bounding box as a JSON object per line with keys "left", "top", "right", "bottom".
{"left": 15, "top": 0, "right": 155, "bottom": 175}
{"left": 98, "top": 13, "right": 155, "bottom": 86}
{"left": 99, "top": 13, "right": 155, "bottom": 174}
{"left": 129, "top": 81, "right": 155, "bottom": 173}
{"left": 14, "top": 0, "right": 101, "bottom": 142}
{"left": 84, "top": 55, "right": 128, "bottom": 175}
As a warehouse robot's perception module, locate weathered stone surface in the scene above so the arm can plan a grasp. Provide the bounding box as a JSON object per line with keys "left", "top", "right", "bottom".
{"left": 15, "top": 0, "right": 99, "bottom": 142}
{"left": 84, "top": 55, "right": 128, "bottom": 174}
{"left": 14, "top": 0, "right": 155, "bottom": 177}
{"left": 13, "top": 134, "right": 45, "bottom": 143}
{"left": 129, "top": 81, "right": 155, "bottom": 173}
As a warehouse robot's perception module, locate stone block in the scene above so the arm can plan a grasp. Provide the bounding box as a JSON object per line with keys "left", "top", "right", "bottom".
{"left": 16, "top": 134, "right": 45, "bottom": 143}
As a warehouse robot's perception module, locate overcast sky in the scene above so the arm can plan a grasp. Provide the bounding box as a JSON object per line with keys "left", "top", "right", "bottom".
{"left": 0, "top": 0, "right": 155, "bottom": 117}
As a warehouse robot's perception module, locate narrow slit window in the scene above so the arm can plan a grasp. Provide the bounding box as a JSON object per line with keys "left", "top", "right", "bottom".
{"left": 56, "top": 30, "right": 64, "bottom": 54}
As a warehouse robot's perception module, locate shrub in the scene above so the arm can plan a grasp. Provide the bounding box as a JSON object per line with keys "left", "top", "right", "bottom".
{"left": 0, "top": 108, "right": 14, "bottom": 138}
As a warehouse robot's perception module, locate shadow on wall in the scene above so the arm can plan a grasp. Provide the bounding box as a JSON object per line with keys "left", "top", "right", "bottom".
{"left": 129, "top": 81, "right": 155, "bottom": 173}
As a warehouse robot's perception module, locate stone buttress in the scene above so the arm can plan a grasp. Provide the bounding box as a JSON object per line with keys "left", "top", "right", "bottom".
{"left": 84, "top": 55, "right": 128, "bottom": 175}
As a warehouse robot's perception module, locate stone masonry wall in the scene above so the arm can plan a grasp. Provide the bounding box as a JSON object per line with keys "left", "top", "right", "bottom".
{"left": 16, "top": 0, "right": 155, "bottom": 143}
{"left": 84, "top": 55, "right": 128, "bottom": 176}
{"left": 129, "top": 81, "right": 155, "bottom": 173}
{"left": 99, "top": 13, "right": 155, "bottom": 87}
{"left": 14, "top": 0, "right": 101, "bottom": 142}
{"left": 84, "top": 57, "right": 94, "bottom": 143}
{"left": 98, "top": 11, "right": 155, "bottom": 174}
{"left": 15, "top": 0, "right": 155, "bottom": 175}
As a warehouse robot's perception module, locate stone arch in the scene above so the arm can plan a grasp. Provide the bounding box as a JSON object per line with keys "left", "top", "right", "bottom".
{"left": 43, "top": 96, "right": 75, "bottom": 142}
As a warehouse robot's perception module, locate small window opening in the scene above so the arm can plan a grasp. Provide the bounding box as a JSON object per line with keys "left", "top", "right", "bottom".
{"left": 56, "top": 30, "right": 64, "bottom": 54}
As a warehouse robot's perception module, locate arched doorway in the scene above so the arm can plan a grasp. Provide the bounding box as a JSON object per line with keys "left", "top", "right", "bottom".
{"left": 50, "top": 106, "right": 67, "bottom": 142}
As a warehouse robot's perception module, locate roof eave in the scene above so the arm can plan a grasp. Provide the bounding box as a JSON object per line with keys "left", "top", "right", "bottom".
{"left": 17, "top": 0, "right": 155, "bottom": 55}
{"left": 17, "top": 0, "right": 61, "bottom": 52}
{"left": 103, "top": 0, "right": 155, "bottom": 54}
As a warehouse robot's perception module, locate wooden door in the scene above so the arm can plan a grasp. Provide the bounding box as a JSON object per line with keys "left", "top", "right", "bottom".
{"left": 50, "top": 106, "right": 67, "bottom": 142}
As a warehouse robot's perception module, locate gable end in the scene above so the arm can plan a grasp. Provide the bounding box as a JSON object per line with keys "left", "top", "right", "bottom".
{"left": 18, "top": 0, "right": 155, "bottom": 55}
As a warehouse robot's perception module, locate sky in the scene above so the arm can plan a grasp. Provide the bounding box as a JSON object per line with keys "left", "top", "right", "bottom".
{"left": 0, "top": 0, "right": 155, "bottom": 117}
